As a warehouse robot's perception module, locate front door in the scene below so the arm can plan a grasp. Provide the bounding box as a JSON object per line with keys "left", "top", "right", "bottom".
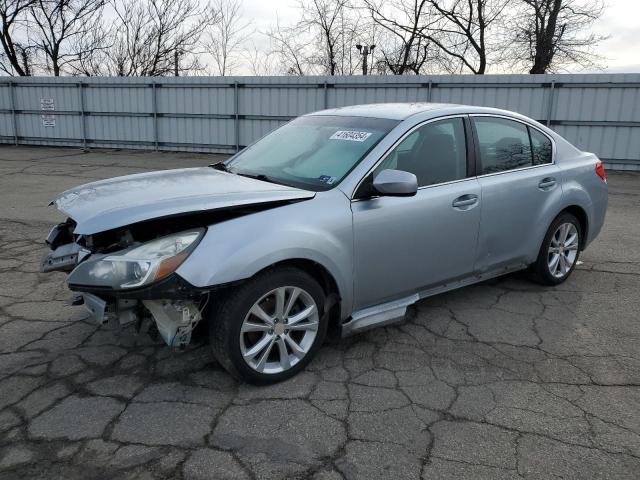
{"left": 351, "top": 116, "right": 481, "bottom": 311}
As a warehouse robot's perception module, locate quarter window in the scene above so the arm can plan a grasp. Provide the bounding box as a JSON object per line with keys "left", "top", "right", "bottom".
{"left": 373, "top": 117, "right": 467, "bottom": 187}
{"left": 474, "top": 117, "right": 533, "bottom": 174}
{"left": 530, "top": 127, "right": 553, "bottom": 165}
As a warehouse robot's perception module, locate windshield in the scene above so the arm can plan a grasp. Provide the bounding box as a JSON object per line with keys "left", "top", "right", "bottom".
{"left": 225, "top": 115, "right": 399, "bottom": 191}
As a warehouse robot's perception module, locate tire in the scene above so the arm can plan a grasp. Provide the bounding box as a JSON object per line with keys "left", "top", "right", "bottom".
{"left": 530, "top": 212, "right": 582, "bottom": 285}
{"left": 209, "top": 267, "right": 327, "bottom": 385}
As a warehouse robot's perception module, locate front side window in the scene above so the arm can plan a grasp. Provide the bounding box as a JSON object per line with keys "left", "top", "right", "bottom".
{"left": 225, "top": 115, "right": 398, "bottom": 191}
{"left": 373, "top": 117, "right": 467, "bottom": 187}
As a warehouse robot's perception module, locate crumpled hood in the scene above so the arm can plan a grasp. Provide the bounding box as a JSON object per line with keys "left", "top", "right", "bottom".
{"left": 53, "top": 167, "right": 315, "bottom": 234}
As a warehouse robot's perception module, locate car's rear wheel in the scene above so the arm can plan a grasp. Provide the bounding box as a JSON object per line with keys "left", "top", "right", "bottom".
{"left": 209, "top": 267, "right": 326, "bottom": 384}
{"left": 531, "top": 212, "right": 582, "bottom": 285}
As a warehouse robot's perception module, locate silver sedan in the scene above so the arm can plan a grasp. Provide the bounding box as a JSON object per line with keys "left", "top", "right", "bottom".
{"left": 42, "top": 103, "right": 608, "bottom": 384}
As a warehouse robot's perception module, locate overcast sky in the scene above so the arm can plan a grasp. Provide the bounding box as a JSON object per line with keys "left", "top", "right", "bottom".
{"left": 590, "top": 0, "right": 640, "bottom": 72}
{"left": 240, "top": 0, "right": 640, "bottom": 74}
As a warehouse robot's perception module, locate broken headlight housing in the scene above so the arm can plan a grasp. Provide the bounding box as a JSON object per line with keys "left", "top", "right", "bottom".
{"left": 68, "top": 229, "right": 204, "bottom": 290}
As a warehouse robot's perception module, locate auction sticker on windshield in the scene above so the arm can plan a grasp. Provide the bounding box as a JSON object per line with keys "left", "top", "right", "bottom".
{"left": 330, "top": 130, "right": 372, "bottom": 142}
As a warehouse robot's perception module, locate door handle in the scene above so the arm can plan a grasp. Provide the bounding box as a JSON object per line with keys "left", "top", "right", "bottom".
{"left": 452, "top": 194, "right": 478, "bottom": 209}
{"left": 538, "top": 177, "right": 557, "bottom": 190}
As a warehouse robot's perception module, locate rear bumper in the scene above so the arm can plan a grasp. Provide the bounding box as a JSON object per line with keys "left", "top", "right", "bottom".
{"left": 584, "top": 188, "right": 608, "bottom": 249}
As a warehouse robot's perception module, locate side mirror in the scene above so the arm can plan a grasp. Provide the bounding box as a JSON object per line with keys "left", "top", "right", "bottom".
{"left": 372, "top": 169, "right": 418, "bottom": 197}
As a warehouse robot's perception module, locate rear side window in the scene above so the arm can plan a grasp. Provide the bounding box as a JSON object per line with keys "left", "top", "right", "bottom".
{"left": 530, "top": 128, "right": 553, "bottom": 165}
{"left": 474, "top": 117, "right": 533, "bottom": 174}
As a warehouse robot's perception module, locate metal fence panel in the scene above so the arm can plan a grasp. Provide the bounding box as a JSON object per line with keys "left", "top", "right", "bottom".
{"left": 87, "top": 115, "right": 153, "bottom": 144}
{"left": 0, "top": 74, "right": 639, "bottom": 169}
{"left": 0, "top": 112, "right": 12, "bottom": 137}
{"left": 85, "top": 85, "right": 151, "bottom": 114}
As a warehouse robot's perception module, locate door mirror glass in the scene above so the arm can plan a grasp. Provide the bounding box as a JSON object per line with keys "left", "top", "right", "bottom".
{"left": 372, "top": 169, "right": 418, "bottom": 197}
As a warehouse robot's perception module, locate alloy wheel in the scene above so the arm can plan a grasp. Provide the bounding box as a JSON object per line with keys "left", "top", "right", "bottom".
{"left": 547, "top": 222, "right": 579, "bottom": 278}
{"left": 239, "top": 286, "right": 319, "bottom": 374}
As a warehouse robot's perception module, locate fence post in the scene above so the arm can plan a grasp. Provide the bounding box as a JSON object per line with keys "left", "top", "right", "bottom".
{"left": 151, "top": 82, "right": 158, "bottom": 151}
{"left": 427, "top": 80, "right": 433, "bottom": 102}
{"left": 78, "top": 82, "right": 87, "bottom": 150}
{"left": 323, "top": 80, "right": 328, "bottom": 109}
{"left": 9, "top": 81, "right": 18, "bottom": 145}
{"left": 234, "top": 81, "right": 239, "bottom": 152}
{"left": 546, "top": 80, "right": 556, "bottom": 127}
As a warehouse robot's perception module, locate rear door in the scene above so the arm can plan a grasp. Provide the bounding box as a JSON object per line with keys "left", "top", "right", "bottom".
{"left": 351, "top": 116, "right": 481, "bottom": 310}
{"left": 471, "top": 115, "right": 562, "bottom": 273}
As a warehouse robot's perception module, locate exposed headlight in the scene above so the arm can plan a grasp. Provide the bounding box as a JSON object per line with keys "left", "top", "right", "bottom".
{"left": 70, "top": 229, "right": 204, "bottom": 290}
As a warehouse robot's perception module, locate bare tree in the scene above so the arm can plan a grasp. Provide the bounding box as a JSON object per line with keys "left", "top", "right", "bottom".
{"left": 205, "top": 0, "right": 251, "bottom": 76}
{"left": 338, "top": 2, "right": 373, "bottom": 75}
{"left": 298, "top": 0, "right": 348, "bottom": 75}
{"left": 242, "top": 43, "right": 277, "bottom": 76}
{"left": 363, "top": 0, "right": 442, "bottom": 74}
{"left": 267, "top": 0, "right": 370, "bottom": 76}
{"left": 100, "top": 0, "right": 216, "bottom": 76}
{"left": 426, "top": 0, "right": 508, "bottom": 74}
{"left": 0, "top": 0, "right": 35, "bottom": 75}
{"left": 510, "top": 0, "right": 605, "bottom": 73}
{"left": 68, "top": 18, "right": 110, "bottom": 75}
{"left": 266, "top": 17, "right": 310, "bottom": 75}
{"left": 28, "top": 0, "right": 108, "bottom": 76}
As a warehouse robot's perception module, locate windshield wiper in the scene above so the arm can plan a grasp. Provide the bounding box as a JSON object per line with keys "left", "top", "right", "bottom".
{"left": 211, "top": 163, "right": 286, "bottom": 186}
{"left": 210, "top": 162, "right": 229, "bottom": 171}
{"left": 235, "top": 171, "right": 288, "bottom": 186}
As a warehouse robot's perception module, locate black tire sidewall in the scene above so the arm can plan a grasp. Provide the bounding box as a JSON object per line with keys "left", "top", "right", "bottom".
{"left": 210, "top": 267, "right": 327, "bottom": 385}
{"left": 535, "top": 212, "right": 582, "bottom": 285}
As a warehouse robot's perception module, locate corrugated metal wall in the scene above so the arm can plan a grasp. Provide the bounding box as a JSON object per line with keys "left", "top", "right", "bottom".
{"left": 1, "top": 74, "right": 639, "bottom": 170}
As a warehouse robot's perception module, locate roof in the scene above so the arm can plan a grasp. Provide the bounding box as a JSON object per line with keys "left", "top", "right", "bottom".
{"left": 307, "top": 102, "right": 538, "bottom": 123}
{"left": 308, "top": 103, "right": 464, "bottom": 120}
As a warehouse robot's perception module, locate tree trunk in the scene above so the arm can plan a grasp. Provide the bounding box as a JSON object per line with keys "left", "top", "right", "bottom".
{"left": 529, "top": 0, "right": 563, "bottom": 74}
{"left": 0, "top": 34, "right": 26, "bottom": 76}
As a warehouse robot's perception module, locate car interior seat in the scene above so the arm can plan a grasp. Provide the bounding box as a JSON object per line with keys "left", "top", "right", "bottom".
{"left": 397, "top": 131, "right": 457, "bottom": 185}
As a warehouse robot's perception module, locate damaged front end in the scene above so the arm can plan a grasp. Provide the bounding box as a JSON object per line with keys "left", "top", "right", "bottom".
{"left": 41, "top": 221, "right": 210, "bottom": 348}
{"left": 41, "top": 219, "right": 90, "bottom": 273}
{"left": 40, "top": 166, "right": 316, "bottom": 350}
{"left": 79, "top": 292, "right": 205, "bottom": 348}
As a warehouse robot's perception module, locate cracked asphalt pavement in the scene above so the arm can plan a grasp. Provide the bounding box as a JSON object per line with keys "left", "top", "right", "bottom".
{"left": 1, "top": 146, "right": 640, "bottom": 480}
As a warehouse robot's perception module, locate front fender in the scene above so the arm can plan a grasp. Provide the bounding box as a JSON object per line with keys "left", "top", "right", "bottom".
{"left": 176, "top": 190, "right": 354, "bottom": 318}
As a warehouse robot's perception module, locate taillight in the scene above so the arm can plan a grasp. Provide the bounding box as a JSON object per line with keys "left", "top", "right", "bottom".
{"left": 595, "top": 160, "right": 606, "bottom": 183}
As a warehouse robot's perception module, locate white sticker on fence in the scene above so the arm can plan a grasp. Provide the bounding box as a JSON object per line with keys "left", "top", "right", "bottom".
{"left": 330, "top": 130, "right": 372, "bottom": 142}
{"left": 40, "top": 98, "right": 55, "bottom": 111}
{"left": 41, "top": 114, "right": 55, "bottom": 127}
{"left": 40, "top": 98, "right": 55, "bottom": 127}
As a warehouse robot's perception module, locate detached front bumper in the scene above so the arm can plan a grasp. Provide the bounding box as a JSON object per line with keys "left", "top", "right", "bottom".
{"left": 41, "top": 242, "right": 90, "bottom": 273}
{"left": 79, "top": 289, "right": 203, "bottom": 348}
{"left": 71, "top": 274, "right": 210, "bottom": 348}
{"left": 82, "top": 293, "right": 112, "bottom": 325}
{"left": 41, "top": 221, "right": 211, "bottom": 349}
{"left": 69, "top": 273, "right": 210, "bottom": 347}
{"left": 40, "top": 220, "right": 89, "bottom": 273}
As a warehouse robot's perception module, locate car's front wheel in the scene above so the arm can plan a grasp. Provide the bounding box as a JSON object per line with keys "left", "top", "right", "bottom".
{"left": 209, "top": 267, "right": 327, "bottom": 384}
{"left": 531, "top": 212, "right": 582, "bottom": 285}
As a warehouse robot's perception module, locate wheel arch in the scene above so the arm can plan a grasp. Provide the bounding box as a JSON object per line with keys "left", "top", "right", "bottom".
{"left": 255, "top": 258, "right": 343, "bottom": 337}
{"left": 559, "top": 205, "right": 589, "bottom": 250}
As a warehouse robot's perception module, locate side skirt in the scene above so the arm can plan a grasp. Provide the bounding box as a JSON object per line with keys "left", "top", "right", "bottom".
{"left": 341, "top": 263, "right": 527, "bottom": 337}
